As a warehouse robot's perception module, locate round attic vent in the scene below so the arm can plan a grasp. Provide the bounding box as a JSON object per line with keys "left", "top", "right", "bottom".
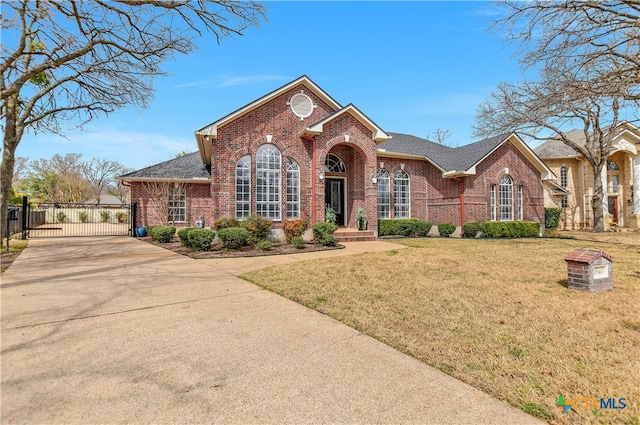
{"left": 290, "top": 93, "right": 314, "bottom": 118}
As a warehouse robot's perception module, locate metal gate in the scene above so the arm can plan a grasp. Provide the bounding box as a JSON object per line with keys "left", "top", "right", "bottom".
{"left": 24, "top": 202, "right": 134, "bottom": 238}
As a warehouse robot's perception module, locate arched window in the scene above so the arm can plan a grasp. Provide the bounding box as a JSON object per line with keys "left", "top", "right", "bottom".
{"left": 286, "top": 158, "right": 300, "bottom": 219}
{"left": 376, "top": 169, "right": 390, "bottom": 219}
{"left": 499, "top": 175, "right": 513, "bottom": 221}
{"left": 560, "top": 166, "right": 568, "bottom": 208}
{"left": 256, "top": 144, "right": 281, "bottom": 220}
{"left": 235, "top": 155, "right": 251, "bottom": 220}
{"left": 325, "top": 154, "right": 346, "bottom": 173}
{"left": 394, "top": 170, "right": 410, "bottom": 218}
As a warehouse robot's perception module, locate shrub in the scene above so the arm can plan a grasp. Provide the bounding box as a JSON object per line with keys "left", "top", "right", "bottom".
{"left": 147, "top": 225, "right": 161, "bottom": 240}
{"left": 217, "top": 227, "right": 249, "bottom": 250}
{"left": 56, "top": 211, "right": 66, "bottom": 223}
{"left": 187, "top": 228, "right": 215, "bottom": 251}
{"left": 544, "top": 207, "right": 562, "bottom": 230}
{"left": 283, "top": 219, "right": 308, "bottom": 242}
{"left": 78, "top": 211, "right": 89, "bottom": 223}
{"left": 153, "top": 225, "right": 176, "bottom": 243}
{"left": 325, "top": 207, "right": 336, "bottom": 224}
{"left": 242, "top": 215, "right": 272, "bottom": 245}
{"left": 213, "top": 217, "right": 240, "bottom": 230}
{"left": 100, "top": 211, "right": 110, "bottom": 223}
{"left": 462, "top": 222, "right": 483, "bottom": 238}
{"left": 438, "top": 222, "right": 456, "bottom": 237}
{"left": 177, "top": 227, "right": 195, "bottom": 247}
{"left": 290, "top": 235, "right": 306, "bottom": 249}
{"left": 378, "top": 219, "right": 431, "bottom": 237}
{"left": 255, "top": 239, "right": 273, "bottom": 251}
{"left": 312, "top": 222, "right": 338, "bottom": 246}
{"left": 482, "top": 221, "right": 540, "bottom": 238}
{"left": 115, "top": 212, "right": 128, "bottom": 223}
{"left": 414, "top": 220, "right": 432, "bottom": 237}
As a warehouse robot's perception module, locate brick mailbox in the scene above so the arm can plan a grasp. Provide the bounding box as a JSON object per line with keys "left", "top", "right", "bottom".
{"left": 564, "top": 249, "right": 614, "bottom": 292}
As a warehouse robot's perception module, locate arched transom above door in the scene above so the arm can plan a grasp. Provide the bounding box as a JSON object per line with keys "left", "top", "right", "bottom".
{"left": 325, "top": 154, "right": 346, "bottom": 173}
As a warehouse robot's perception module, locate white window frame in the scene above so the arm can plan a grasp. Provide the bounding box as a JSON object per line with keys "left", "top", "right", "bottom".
{"left": 517, "top": 185, "right": 523, "bottom": 221}
{"left": 236, "top": 155, "right": 251, "bottom": 220}
{"left": 490, "top": 184, "right": 497, "bottom": 221}
{"left": 256, "top": 144, "right": 281, "bottom": 221}
{"left": 394, "top": 170, "right": 410, "bottom": 218}
{"left": 286, "top": 157, "right": 300, "bottom": 219}
{"left": 560, "top": 166, "right": 568, "bottom": 208}
{"left": 377, "top": 169, "right": 390, "bottom": 219}
{"left": 168, "top": 186, "right": 186, "bottom": 223}
{"left": 499, "top": 175, "right": 514, "bottom": 221}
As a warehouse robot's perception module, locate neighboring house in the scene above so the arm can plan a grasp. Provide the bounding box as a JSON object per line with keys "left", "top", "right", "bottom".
{"left": 118, "top": 75, "right": 554, "bottom": 237}
{"left": 535, "top": 122, "right": 640, "bottom": 230}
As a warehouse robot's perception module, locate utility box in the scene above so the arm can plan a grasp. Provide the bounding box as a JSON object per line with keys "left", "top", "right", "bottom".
{"left": 564, "top": 249, "right": 614, "bottom": 292}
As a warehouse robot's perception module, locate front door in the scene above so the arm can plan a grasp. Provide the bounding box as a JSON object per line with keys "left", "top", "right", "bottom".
{"left": 608, "top": 197, "right": 619, "bottom": 224}
{"left": 325, "top": 178, "right": 345, "bottom": 226}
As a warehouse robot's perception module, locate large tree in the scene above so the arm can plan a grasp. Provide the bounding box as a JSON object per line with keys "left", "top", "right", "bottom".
{"left": 0, "top": 0, "right": 266, "bottom": 236}
{"left": 475, "top": 0, "right": 640, "bottom": 232}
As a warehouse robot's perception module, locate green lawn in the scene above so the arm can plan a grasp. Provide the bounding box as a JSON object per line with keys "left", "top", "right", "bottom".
{"left": 241, "top": 232, "right": 639, "bottom": 424}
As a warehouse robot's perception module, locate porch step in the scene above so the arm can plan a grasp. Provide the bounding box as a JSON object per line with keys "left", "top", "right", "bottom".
{"left": 334, "top": 229, "right": 377, "bottom": 242}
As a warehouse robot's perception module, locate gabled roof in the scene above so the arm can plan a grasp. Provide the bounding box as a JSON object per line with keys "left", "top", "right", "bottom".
{"left": 117, "top": 152, "right": 211, "bottom": 183}
{"left": 300, "top": 104, "right": 391, "bottom": 143}
{"left": 535, "top": 122, "right": 640, "bottom": 159}
{"left": 195, "top": 75, "right": 342, "bottom": 166}
{"left": 379, "top": 132, "right": 555, "bottom": 180}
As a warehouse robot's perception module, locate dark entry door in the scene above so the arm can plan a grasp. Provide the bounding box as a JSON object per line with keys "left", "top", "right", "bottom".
{"left": 325, "top": 178, "right": 345, "bottom": 226}
{"left": 608, "top": 197, "right": 619, "bottom": 224}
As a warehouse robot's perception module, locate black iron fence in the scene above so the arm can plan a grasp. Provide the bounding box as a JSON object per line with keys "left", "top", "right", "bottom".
{"left": 23, "top": 202, "right": 133, "bottom": 238}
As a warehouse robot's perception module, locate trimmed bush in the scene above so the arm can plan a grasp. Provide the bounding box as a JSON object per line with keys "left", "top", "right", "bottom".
{"left": 100, "top": 211, "right": 110, "bottom": 223}
{"left": 312, "top": 222, "right": 338, "bottom": 246}
{"left": 290, "top": 235, "right": 306, "bottom": 249}
{"left": 78, "top": 211, "right": 89, "bottom": 223}
{"left": 56, "top": 211, "right": 66, "bottom": 223}
{"left": 177, "top": 227, "right": 195, "bottom": 247}
{"left": 283, "top": 219, "right": 308, "bottom": 243}
{"left": 187, "top": 228, "right": 215, "bottom": 251}
{"left": 462, "top": 222, "right": 483, "bottom": 238}
{"left": 115, "top": 212, "right": 128, "bottom": 223}
{"left": 217, "top": 227, "right": 249, "bottom": 250}
{"left": 544, "top": 207, "right": 562, "bottom": 230}
{"left": 255, "top": 239, "right": 273, "bottom": 251}
{"left": 482, "top": 221, "right": 540, "bottom": 238}
{"left": 147, "top": 225, "right": 161, "bottom": 240}
{"left": 153, "top": 225, "right": 177, "bottom": 243}
{"left": 438, "top": 222, "right": 456, "bottom": 237}
{"left": 242, "top": 215, "right": 272, "bottom": 245}
{"left": 378, "top": 218, "right": 432, "bottom": 237}
{"left": 213, "top": 217, "right": 240, "bottom": 230}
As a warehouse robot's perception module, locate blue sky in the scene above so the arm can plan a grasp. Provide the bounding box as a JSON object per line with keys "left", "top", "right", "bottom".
{"left": 17, "top": 1, "right": 525, "bottom": 171}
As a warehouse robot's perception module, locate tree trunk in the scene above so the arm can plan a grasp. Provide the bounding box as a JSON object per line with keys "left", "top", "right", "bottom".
{"left": 1, "top": 95, "right": 21, "bottom": 241}
{"left": 591, "top": 161, "right": 606, "bottom": 232}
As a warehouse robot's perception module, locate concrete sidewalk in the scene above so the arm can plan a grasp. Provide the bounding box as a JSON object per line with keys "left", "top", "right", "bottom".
{"left": 1, "top": 237, "right": 542, "bottom": 424}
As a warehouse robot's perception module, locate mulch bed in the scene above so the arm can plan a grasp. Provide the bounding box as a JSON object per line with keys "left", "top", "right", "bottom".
{"left": 141, "top": 237, "right": 344, "bottom": 259}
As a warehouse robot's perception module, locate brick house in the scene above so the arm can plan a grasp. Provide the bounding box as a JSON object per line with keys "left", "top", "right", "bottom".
{"left": 119, "top": 75, "right": 554, "bottom": 237}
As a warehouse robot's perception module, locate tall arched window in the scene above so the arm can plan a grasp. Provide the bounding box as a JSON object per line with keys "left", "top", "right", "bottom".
{"left": 560, "top": 166, "right": 568, "bottom": 208}
{"left": 377, "top": 169, "right": 390, "bottom": 219}
{"left": 235, "top": 155, "right": 251, "bottom": 220}
{"left": 394, "top": 170, "right": 410, "bottom": 218}
{"left": 256, "top": 144, "right": 281, "bottom": 220}
{"left": 286, "top": 158, "right": 300, "bottom": 219}
{"left": 499, "top": 175, "right": 513, "bottom": 221}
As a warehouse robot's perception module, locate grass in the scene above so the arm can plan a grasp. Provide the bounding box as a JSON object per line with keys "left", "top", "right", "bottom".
{"left": 1, "top": 239, "right": 28, "bottom": 273}
{"left": 241, "top": 231, "right": 639, "bottom": 424}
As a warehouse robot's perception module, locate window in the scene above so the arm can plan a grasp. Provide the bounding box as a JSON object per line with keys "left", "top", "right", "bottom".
{"left": 499, "top": 175, "right": 513, "bottom": 221}
{"left": 325, "top": 154, "right": 346, "bottom": 173}
{"left": 236, "top": 155, "right": 251, "bottom": 220}
{"left": 286, "top": 158, "right": 300, "bottom": 219}
{"left": 377, "top": 169, "right": 390, "bottom": 219}
{"left": 517, "top": 185, "right": 523, "bottom": 221}
{"left": 168, "top": 186, "right": 186, "bottom": 223}
{"left": 394, "top": 170, "right": 410, "bottom": 218}
{"left": 560, "top": 166, "right": 568, "bottom": 208}
{"left": 256, "top": 144, "right": 281, "bottom": 220}
{"left": 610, "top": 175, "right": 619, "bottom": 193}
{"left": 490, "top": 184, "right": 496, "bottom": 221}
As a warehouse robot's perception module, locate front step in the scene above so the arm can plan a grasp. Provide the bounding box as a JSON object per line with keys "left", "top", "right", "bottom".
{"left": 334, "top": 229, "right": 377, "bottom": 242}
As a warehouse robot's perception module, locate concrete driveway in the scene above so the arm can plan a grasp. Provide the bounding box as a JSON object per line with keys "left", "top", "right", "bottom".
{"left": 1, "top": 237, "right": 542, "bottom": 424}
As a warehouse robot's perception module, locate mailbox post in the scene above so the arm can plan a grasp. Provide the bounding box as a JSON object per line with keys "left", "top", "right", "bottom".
{"left": 564, "top": 248, "right": 614, "bottom": 292}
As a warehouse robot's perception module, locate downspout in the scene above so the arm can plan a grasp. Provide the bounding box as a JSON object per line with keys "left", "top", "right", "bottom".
{"left": 302, "top": 135, "right": 317, "bottom": 224}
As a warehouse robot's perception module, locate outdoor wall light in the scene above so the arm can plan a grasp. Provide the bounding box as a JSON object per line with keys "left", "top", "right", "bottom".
{"left": 318, "top": 172, "right": 324, "bottom": 180}
{"left": 371, "top": 174, "right": 378, "bottom": 184}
